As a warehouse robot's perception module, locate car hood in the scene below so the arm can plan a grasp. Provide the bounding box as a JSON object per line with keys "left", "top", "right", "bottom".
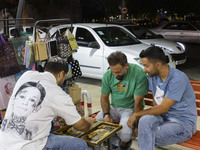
{"left": 108, "top": 43, "right": 150, "bottom": 57}
{"left": 140, "top": 39, "right": 185, "bottom": 54}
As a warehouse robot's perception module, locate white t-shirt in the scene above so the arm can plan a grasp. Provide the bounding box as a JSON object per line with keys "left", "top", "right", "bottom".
{"left": 0, "top": 71, "right": 81, "bottom": 150}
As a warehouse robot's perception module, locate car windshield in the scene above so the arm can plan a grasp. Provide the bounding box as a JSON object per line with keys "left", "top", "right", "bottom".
{"left": 93, "top": 26, "right": 140, "bottom": 46}
{"left": 125, "top": 26, "right": 159, "bottom": 39}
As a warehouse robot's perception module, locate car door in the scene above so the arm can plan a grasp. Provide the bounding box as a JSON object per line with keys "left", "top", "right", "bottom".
{"left": 72, "top": 26, "right": 104, "bottom": 79}
{"left": 177, "top": 22, "right": 200, "bottom": 43}
{"left": 161, "top": 22, "right": 182, "bottom": 41}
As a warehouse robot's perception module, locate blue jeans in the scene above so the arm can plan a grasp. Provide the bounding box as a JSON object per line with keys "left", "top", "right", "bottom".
{"left": 43, "top": 133, "right": 88, "bottom": 150}
{"left": 138, "top": 115, "right": 192, "bottom": 150}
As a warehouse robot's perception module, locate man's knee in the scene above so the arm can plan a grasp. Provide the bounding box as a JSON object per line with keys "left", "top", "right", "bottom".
{"left": 118, "top": 125, "right": 132, "bottom": 142}
{"left": 95, "top": 111, "right": 104, "bottom": 121}
{"left": 139, "top": 115, "right": 154, "bottom": 126}
{"left": 118, "top": 131, "right": 132, "bottom": 142}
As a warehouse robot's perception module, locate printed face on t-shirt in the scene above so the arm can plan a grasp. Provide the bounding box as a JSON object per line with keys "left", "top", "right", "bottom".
{"left": 13, "top": 87, "right": 41, "bottom": 117}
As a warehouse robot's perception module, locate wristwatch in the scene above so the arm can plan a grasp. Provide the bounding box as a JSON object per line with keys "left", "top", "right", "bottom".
{"left": 103, "top": 112, "right": 110, "bottom": 118}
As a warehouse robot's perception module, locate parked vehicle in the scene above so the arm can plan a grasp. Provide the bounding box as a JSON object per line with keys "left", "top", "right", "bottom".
{"left": 0, "top": 25, "right": 46, "bottom": 41}
{"left": 150, "top": 21, "right": 200, "bottom": 44}
{"left": 47, "top": 23, "right": 176, "bottom": 79}
{"left": 122, "top": 24, "right": 186, "bottom": 65}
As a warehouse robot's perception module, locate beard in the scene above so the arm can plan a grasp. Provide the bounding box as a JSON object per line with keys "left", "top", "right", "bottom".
{"left": 116, "top": 75, "right": 124, "bottom": 80}
{"left": 116, "top": 68, "right": 127, "bottom": 80}
{"left": 148, "top": 69, "right": 159, "bottom": 77}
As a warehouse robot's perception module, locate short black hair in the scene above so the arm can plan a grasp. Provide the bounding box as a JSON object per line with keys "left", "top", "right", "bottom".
{"left": 139, "top": 46, "right": 168, "bottom": 64}
{"left": 44, "top": 56, "right": 68, "bottom": 74}
{"left": 107, "top": 51, "right": 127, "bottom": 66}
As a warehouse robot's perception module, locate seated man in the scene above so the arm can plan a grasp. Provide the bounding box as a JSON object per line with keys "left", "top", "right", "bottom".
{"left": 127, "top": 46, "right": 197, "bottom": 150}
{"left": 0, "top": 56, "right": 95, "bottom": 150}
{"left": 96, "top": 51, "right": 148, "bottom": 150}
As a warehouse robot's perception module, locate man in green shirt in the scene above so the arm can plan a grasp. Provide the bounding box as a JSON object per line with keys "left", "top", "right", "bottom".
{"left": 96, "top": 51, "right": 148, "bottom": 150}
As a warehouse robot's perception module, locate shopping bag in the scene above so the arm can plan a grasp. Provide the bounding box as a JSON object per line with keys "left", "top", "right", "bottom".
{"left": 47, "top": 40, "right": 58, "bottom": 57}
{"left": 56, "top": 32, "right": 70, "bottom": 58}
{"left": 33, "top": 32, "right": 48, "bottom": 61}
{"left": 0, "top": 33, "right": 6, "bottom": 45}
{"left": 11, "top": 36, "right": 29, "bottom": 69}
{"left": 68, "top": 58, "right": 82, "bottom": 81}
{"left": 64, "top": 29, "right": 78, "bottom": 53}
{"left": 24, "top": 41, "right": 34, "bottom": 69}
{"left": 0, "top": 42, "right": 21, "bottom": 78}
{"left": 69, "top": 84, "right": 81, "bottom": 105}
{"left": 0, "top": 75, "right": 16, "bottom": 110}
{"left": 67, "top": 34, "right": 78, "bottom": 50}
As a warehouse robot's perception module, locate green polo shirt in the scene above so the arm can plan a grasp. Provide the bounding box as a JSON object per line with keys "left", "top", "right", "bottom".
{"left": 101, "top": 63, "right": 148, "bottom": 108}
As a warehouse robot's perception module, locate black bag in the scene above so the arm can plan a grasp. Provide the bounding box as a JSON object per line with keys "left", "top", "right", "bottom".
{"left": 47, "top": 40, "right": 58, "bottom": 57}
{"left": 56, "top": 32, "right": 71, "bottom": 58}
{"left": 67, "top": 56, "right": 82, "bottom": 81}
{"left": 0, "top": 42, "right": 21, "bottom": 78}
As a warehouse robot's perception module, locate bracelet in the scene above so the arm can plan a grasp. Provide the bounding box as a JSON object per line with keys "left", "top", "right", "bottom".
{"left": 103, "top": 112, "right": 110, "bottom": 118}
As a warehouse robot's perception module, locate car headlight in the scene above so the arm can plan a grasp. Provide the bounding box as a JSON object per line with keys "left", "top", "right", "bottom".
{"left": 134, "top": 58, "right": 143, "bottom": 66}
{"left": 177, "top": 42, "right": 185, "bottom": 51}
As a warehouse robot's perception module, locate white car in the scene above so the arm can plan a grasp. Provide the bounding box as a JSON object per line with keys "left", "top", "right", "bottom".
{"left": 122, "top": 24, "right": 186, "bottom": 65}
{"left": 150, "top": 21, "right": 200, "bottom": 44}
{"left": 48, "top": 23, "right": 176, "bottom": 79}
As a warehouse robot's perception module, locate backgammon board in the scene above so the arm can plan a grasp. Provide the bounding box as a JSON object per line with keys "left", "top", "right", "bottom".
{"left": 53, "top": 121, "right": 122, "bottom": 146}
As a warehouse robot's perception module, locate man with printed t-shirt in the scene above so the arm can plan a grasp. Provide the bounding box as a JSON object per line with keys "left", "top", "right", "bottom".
{"left": 0, "top": 56, "right": 95, "bottom": 150}
{"left": 96, "top": 51, "right": 148, "bottom": 150}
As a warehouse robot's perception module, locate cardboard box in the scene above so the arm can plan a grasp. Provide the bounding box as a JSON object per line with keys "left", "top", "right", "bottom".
{"left": 69, "top": 84, "right": 81, "bottom": 105}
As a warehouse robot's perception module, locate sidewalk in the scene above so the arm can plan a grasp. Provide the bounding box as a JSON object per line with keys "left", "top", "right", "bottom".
{"left": 76, "top": 77, "right": 197, "bottom": 150}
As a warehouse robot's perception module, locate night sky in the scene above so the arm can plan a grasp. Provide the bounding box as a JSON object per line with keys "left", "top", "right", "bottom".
{"left": 81, "top": 0, "right": 200, "bottom": 19}
{"left": 0, "top": 0, "right": 200, "bottom": 21}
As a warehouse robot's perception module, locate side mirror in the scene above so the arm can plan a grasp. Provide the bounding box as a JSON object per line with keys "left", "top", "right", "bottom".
{"left": 88, "top": 41, "right": 100, "bottom": 49}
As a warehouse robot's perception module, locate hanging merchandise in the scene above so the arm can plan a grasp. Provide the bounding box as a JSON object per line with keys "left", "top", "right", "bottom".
{"left": 11, "top": 36, "right": 29, "bottom": 69}
{"left": 46, "top": 33, "right": 58, "bottom": 58}
{"left": 33, "top": 32, "right": 48, "bottom": 61}
{"left": 47, "top": 40, "right": 58, "bottom": 57}
{"left": 0, "top": 110, "right": 6, "bottom": 124}
{"left": 0, "top": 33, "right": 6, "bottom": 45}
{"left": 0, "top": 75, "right": 16, "bottom": 110}
{"left": 56, "top": 31, "right": 70, "bottom": 58}
{"left": 0, "top": 42, "right": 21, "bottom": 78}
{"left": 67, "top": 34, "right": 78, "bottom": 50}
{"left": 67, "top": 56, "right": 82, "bottom": 81}
{"left": 66, "top": 64, "right": 72, "bottom": 79}
{"left": 56, "top": 29, "right": 78, "bottom": 58}
{"left": 23, "top": 41, "right": 34, "bottom": 69}
{"left": 64, "top": 29, "right": 78, "bottom": 50}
